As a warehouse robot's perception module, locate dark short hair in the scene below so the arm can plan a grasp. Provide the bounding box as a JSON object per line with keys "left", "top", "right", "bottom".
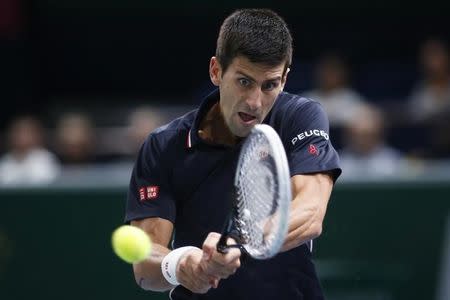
{"left": 216, "top": 9, "right": 293, "bottom": 75}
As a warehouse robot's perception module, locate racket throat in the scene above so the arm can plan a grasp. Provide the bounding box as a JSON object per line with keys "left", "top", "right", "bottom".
{"left": 217, "top": 210, "right": 248, "bottom": 254}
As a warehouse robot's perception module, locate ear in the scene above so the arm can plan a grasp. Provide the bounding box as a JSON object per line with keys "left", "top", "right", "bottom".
{"left": 209, "top": 57, "right": 222, "bottom": 86}
{"left": 280, "top": 67, "right": 290, "bottom": 91}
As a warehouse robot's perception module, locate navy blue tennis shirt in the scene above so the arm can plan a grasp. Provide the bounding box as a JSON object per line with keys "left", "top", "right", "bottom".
{"left": 125, "top": 90, "right": 342, "bottom": 299}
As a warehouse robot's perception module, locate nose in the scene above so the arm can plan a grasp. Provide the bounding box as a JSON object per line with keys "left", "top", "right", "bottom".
{"left": 246, "top": 88, "right": 263, "bottom": 111}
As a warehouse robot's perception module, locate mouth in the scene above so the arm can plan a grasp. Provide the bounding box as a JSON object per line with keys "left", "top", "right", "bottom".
{"left": 238, "top": 112, "right": 258, "bottom": 125}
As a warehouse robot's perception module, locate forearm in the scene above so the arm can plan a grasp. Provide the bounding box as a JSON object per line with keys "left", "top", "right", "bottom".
{"left": 281, "top": 173, "right": 333, "bottom": 252}
{"left": 133, "top": 243, "right": 174, "bottom": 291}
{"left": 135, "top": 233, "right": 241, "bottom": 294}
{"left": 130, "top": 218, "right": 175, "bottom": 291}
{"left": 281, "top": 197, "right": 325, "bottom": 251}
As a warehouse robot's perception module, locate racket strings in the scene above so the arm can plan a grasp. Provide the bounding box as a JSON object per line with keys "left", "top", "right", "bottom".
{"left": 235, "top": 133, "right": 282, "bottom": 257}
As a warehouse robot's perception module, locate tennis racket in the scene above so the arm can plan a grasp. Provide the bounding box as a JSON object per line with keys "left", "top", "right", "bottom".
{"left": 216, "top": 124, "right": 291, "bottom": 259}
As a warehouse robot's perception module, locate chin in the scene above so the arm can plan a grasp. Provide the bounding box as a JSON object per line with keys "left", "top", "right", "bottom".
{"left": 235, "top": 132, "right": 250, "bottom": 138}
{"left": 232, "top": 127, "right": 252, "bottom": 138}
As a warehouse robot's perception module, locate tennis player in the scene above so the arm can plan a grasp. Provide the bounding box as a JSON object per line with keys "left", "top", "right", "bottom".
{"left": 125, "top": 9, "right": 341, "bottom": 299}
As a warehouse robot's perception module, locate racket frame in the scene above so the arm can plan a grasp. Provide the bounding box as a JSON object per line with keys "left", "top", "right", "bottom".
{"left": 216, "top": 124, "right": 291, "bottom": 259}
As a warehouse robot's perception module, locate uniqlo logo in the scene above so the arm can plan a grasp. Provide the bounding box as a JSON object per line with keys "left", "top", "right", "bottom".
{"left": 139, "top": 186, "right": 159, "bottom": 201}
{"left": 147, "top": 186, "right": 159, "bottom": 199}
{"left": 139, "top": 187, "right": 146, "bottom": 201}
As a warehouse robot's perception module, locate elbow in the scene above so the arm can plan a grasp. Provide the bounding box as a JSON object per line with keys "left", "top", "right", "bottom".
{"left": 134, "top": 273, "right": 150, "bottom": 291}
{"left": 307, "top": 205, "right": 325, "bottom": 239}
{"left": 133, "top": 265, "right": 155, "bottom": 291}
{"left": 308, "top": 221, "right": 323, "bottom": 240}
{"left": 133, "top": 266, "right": 169, "bottom": 292}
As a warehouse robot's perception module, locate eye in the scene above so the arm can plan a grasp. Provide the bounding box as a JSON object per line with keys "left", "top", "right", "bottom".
{"left": 238, "top": 78, "right": 251, "bottom": 87}
{"left": 262, "top": 81, "right": 279, "bottom": 91}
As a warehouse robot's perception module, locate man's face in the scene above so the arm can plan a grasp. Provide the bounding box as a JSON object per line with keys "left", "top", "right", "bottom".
{"left": 209, "top": 56, "right": 288, "bottom": 137}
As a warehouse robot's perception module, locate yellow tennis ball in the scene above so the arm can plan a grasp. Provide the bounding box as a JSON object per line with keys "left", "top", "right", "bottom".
{"left": 111, "top": 225, "right": 152, "bottom": 264}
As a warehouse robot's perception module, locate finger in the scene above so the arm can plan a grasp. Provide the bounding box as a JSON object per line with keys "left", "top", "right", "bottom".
{"left": 226, "top": 237, "right": 237, "bottom": 245}
{"left": 210, "top": 278, "right": 220, "bottom": 289}
{"left": 177, "top": 253, "right": 211, "bottom": 284}
{"left": 202, "top": 232, "right": 221, "bottom": 260}
{"left": 206, "top": 257, "right": 240, "bottom": 278}
{"left": 205, "top": 251, "right": 241, "bottom": 278}
{"left": 211, "top": 246, "right": 241, "bottom": 266}
{"left": 200, "top": 253, "right": 224, "bottom": 278}
{"left": 178, "top": 266, "right": 210, "bottom": 288}
{"left": 177, "top": 252, "right": 215, "bottom": 293}
{"left": 179, "top": 267, "right": 213, "bottom": 294}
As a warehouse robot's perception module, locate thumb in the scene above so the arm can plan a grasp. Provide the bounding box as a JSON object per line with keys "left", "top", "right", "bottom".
{"left": 202, "top": 248, "right": 212, "bottom": 261}
{"left": 202, "top": 232, "right": 221, "bottom": 261}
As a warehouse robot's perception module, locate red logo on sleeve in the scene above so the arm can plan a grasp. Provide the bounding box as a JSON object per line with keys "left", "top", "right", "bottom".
{"left": 147, "top": 186, "right": 159, "bottom": 199}
{"left": 309, "top": 144, "right": 319, "bottom": 156}
{"left": 139, "top": 187, "right": 146, "bottom": 201}
{"left": 139, "top": 186, "right": 159, "bottom": 201}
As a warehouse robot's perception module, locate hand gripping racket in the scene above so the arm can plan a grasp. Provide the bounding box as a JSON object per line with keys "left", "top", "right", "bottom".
{"left": 217, "top": 124, "right": 291, "bottom": 259}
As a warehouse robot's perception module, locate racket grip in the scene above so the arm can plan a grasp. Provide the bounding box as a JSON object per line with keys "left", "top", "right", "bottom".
{"left": 216, "top": 234, "right": 229, "bottom": 254}
{"left": 217, "top": 210, "right": 235, "bottom": 254}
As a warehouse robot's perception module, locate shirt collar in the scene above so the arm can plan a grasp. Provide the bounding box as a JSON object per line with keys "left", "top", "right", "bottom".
{"left": 186, "top": 90, "right": 288, "bottom": 148}
{"left": 186, "top": 89, "right": 220, "bottom": 149}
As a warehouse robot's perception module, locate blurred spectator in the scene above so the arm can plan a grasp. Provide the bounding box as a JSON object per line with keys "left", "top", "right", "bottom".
{"left": 406, "top": 39, "right": 450, "bottom": 158}
{"left": 408, "top": 38, "right": 450, "bottom": 123}
{"left": 54, "top": 113, "right": 96, "bottom": 164}
{"left": 305, "top": 53, "right": 369, "bottom": 127}
{"left": 0, "top": 116, "right": 60, "bottom": 185}
{"left": 339, "top": 106, "right": 406, "bottom": 180}
{"left": 126, "top": 106, "right": 164, "bottom": 156}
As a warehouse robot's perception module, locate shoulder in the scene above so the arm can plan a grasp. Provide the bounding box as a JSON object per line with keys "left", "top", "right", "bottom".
{"left": 275, "top": 92, "right": 323, "bottom": 114}
{"left": 276, "top": 91, "right": 318, "bottom": 107}
{"left": 268, "top": 92, "right": 327, "bottom": 127}
{"left": 134, "top": 109, "right": 197, "bottom": 167}
{"left": 144, "top": 109, "right": 197, "bottom": 150}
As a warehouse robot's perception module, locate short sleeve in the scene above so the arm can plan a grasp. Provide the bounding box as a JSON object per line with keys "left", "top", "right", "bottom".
{"left": 125, "top": 133, "right": 176, "bottom": 223}
{"left": 281, "top": 100, "right": 342, "bottom": 181}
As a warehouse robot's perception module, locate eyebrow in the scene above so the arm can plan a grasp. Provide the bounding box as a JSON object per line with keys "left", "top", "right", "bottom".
{"left": 236, "top": 71, "right": 281, "bottom": 83}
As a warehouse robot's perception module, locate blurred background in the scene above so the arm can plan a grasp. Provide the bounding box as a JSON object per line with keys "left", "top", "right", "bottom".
{"left": 0, "top": 1, "right": 449, "bottom": 299}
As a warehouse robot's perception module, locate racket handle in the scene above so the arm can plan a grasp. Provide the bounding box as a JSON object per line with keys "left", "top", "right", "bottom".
{"left": 217, "top": 239, "right": 247, "bottom": 255}
{"left": 216, "top": 234, "right": 229, "bottom": 254}
{"left": 217, "top": 210, "right": 235, "bottom": 254}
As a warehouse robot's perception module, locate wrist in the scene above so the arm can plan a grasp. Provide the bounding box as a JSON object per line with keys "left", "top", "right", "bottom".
{"left": 161, "top": 246, "right": 199, "bottom": 286}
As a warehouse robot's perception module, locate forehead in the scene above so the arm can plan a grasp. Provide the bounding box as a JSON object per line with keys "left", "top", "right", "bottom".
{"left": 225, "top": 56, "right": 285, "bottom": 79}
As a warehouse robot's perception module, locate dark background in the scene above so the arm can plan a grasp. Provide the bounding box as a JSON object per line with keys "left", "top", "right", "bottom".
{"left": 1, "top": 0, "right": 450, "bottom": 128}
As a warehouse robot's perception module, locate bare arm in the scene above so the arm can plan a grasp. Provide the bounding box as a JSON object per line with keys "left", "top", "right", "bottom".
{"left": 281, "top": 172, "right": 334, "bottom": 252}
{"left": 131, "top": 219, "right": 241, "bottom": 294}
{"left": 131, "top": 218, "right": 174, "bottom": 291}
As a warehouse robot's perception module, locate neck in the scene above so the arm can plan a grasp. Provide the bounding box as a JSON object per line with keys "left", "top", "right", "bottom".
{"left": 198, "top": 103, "right": 240, "bottom": 146}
